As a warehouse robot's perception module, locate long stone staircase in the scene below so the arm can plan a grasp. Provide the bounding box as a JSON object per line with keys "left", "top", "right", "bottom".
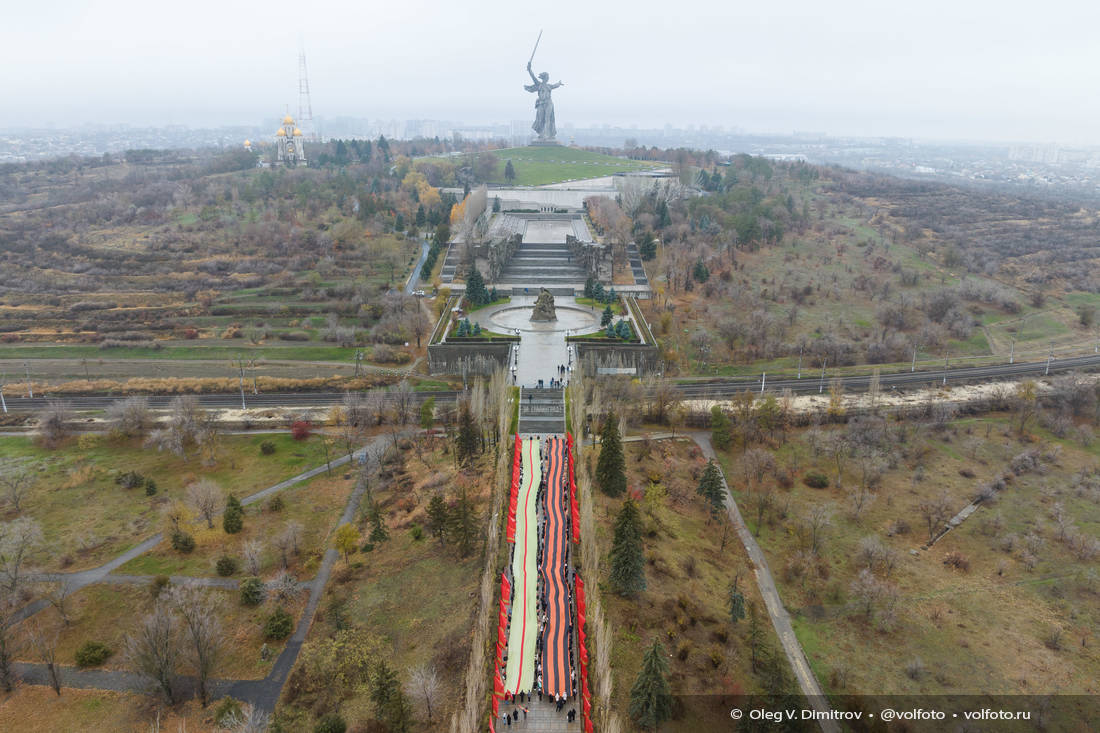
{"left": 498, "top": 242, "right": 588, "bottom": 287}
{"left": 518, "top": 387, "right": 565, "bottom": 434}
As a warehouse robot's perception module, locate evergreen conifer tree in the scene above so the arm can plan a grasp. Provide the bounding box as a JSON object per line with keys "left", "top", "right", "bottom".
{"left": 629, "top": 640, "right": 673, "bottom": 731}
{"left": 427, "top": 494, "right": 449, "bottom": 546}
{"left": 465, "top": 266, "right": 490, "bottom": 306}
{"left": 223, "top": 494, "right": 244, "bottom": 534}
{"left": 601, "top": 305, "right": 614, "bottom": 327}
{"left": 448, "top": 486, "right": 478, "bottom": 557}
{"left": 595, "top": 412, "right": 627, "bottom": 497}
{"left": 696, "top": 459, "right": 726, "bottom": 520}
{"left": 710, "top": 405, "right": 732, "bottom": 450}
{"left": 609, "top": 499, "right": 645, "bottom": 596}
{"left": 728, "top": 581, "right": 746, "bottom": 624}
{"left": 456, "top": 401, "right": 479, "bottom": 465}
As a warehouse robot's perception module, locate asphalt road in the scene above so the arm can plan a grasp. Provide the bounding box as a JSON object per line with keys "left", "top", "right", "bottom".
{"left": 2, "top": 354, "right": 1097, "bottom": 412}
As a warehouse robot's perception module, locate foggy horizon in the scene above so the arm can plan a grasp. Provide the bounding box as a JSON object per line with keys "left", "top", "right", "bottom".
{"left": 7, "top": 0, "right": 1100, "bottom": 147}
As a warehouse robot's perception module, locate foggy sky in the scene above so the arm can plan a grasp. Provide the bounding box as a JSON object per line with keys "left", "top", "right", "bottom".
{"left": 6, "top": 0, "right": 1100, "bottom": 145}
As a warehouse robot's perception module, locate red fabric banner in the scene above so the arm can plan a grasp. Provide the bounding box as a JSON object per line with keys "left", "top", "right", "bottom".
{"left": 507, "top": 435, "right": 521, "bottom": 542}
{"left": 585, "top": 719, "right": 594, "bottom": 733}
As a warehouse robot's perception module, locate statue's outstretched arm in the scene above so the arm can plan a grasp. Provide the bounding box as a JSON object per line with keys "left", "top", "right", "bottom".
{"left": 550, "top": 81, "right": 564, "bottom": 89}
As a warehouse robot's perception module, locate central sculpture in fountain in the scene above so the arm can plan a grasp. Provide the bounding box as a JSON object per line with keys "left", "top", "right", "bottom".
{"left": 530, "top": 288, "right": 557, "bottom": 321}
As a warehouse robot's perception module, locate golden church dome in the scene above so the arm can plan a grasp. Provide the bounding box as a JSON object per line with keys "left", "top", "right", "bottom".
{"left": 283, "top": 115, "right": 294, "bottom": 124}
{"left": 293, "top": 128, "right": 303, "bottom": 136}
{"left": 276, "top": 129, "right": 286, "bottom": 137}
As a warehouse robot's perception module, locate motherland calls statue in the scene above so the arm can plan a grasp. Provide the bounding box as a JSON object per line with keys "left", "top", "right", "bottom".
{"left": 524, "top": 31, "right": 563, "bottom": 142}
{"left": 530, "top": 288, "right": 557, "bottom": 321}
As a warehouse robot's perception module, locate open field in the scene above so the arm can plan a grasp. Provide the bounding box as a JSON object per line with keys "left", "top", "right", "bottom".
{"left": 487, "top": 146, "right": 661, "bottom": 186}
{"left": 15, "top": 583, "right": 306, "bottom": 680}
{"left": 117, "top": 470, "right": 354, "bottom": 578}
{"left": 714, "top": 412, "right": 1100, "bottom": 727}
{"left": 0, "top": 148, "right": 445, "bottom": 392}
{"left": 642, "top": 158, "right": 1100, "bottom": 378}
{"left": 585, "top": 437, "right": 796, "bottom": 728}
{"left": 417, "top": 146, "right": 662, "bottom": 187}
{"left": 0, "top": 687, "right": 210, "bottom": 733}
{"left": 0, "top": 432, "right": 328, "bottom": 571}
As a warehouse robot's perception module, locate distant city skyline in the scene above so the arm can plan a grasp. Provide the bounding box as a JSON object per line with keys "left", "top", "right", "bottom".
{"left": 6, "top": 1, "right": 1100, "bottom": 146}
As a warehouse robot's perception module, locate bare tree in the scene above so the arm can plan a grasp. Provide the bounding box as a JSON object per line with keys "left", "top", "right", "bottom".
{"left": 406, "top": 663, "right": 441, "bottom": 723}
{"left": 802, "top": 503, "right": 834, "bottom": 556}
{"left": 125, "top": 600, "right": 182, "bottom": 704}
{"left": 186, "top": 480, "right": 224, "bottom": 529}
{"left": 365, "top": 389, "right": 388, "bottom": 426}
{"left": 36, "top": 400, "right": 73, "bottom": 448}
{"left": 105, "top": 396, "right": 153, "bottom": 438}
{"left": 342, "top": 391, "right": 366, "bottom": 428}
{"left": 0, "top": 590, "right": 22, "bottom": 692}
{"left": 165, "top": 585, "right": 223, "bottom": 707}
{"left": 392, "top": 379, "right": 415, "bottom": 425}
{"left": 225, "top": 708, "right": 270, "bottom": 733}
{"left": 273, "top": 521, "right": 303, "bottom": 569}
{"left": 242, "top": 539, "right": 264, "bottom": 575}
{"left": 740, "top": 448, "right": 776, "bottom": 536}
{"left": 0, "top": 517, "right": 43, "bottom": 594}
{"left": 29, "top": 620, "right": 62, "bottom": 696}
{"left": 267, "top": 571, "right": 303, "bottom": 602}
{"left": 849, "top": 568, "right": 896, "bottom": 623}
{"left": 918, "top": 491, "right": 953, "bottom": 543}
{"left": 47, "top": 576, "right": 77, "bottom": 626}
{"left": 0, "top": 463, "right": 33, "bottom": 515}
{"left": 146, "top": 395, "right": 219, "bottom": 464}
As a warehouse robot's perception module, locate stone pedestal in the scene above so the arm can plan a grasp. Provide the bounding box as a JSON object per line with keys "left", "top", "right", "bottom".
{"left": 529, "top": 139, "right": 561, "bottom": 147}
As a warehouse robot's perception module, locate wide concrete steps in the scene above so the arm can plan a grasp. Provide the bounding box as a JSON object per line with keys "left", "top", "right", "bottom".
{"left": 518, "top": 387, "right": 565, "bottom": 434}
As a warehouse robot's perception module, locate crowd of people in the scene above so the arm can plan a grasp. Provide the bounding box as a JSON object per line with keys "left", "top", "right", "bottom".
{"left": 500, "top": 434, "right": 580, "bottom": 726}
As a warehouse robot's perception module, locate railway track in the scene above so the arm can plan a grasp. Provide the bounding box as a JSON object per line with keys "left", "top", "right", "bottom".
{"left": 1, "top": 354, "right": 1097, "bottom": 412}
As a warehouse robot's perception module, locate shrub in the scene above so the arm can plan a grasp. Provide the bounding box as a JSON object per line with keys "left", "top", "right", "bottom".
{"left": 291, "top": 420, "right": 312, "bottom": 441}
{"left": 942, "top": 551, "right": 970, "bottom": 572}
{"left": 216, "top": 555, "right": 239, "bottom": 577}
{"left": 151, "top": 575, "right": 171, "bottom": 599}
{"left": 260, "top": 440, "right": 277, "bottom": 455}
{"left": 170, "top": 531, "right": 195, "bottom": 554}
{"left": 74, "top": 641, "right": 113, "bottom": 668}
{"left": 267, "top": 495, "right": 285, "bottom": 512}
{"left": 263, "top": 606, "right": 294, "bottom": 640}
{"left": 213, "top": 697, "right": 243, "bottom": 727}
{"left": 240, "top": 576, "right": 265, "bottom": 606}
{"left": 904, "top": 657, "right": 925, "bottom": 680}
{"left": 803, "top": 471, "right": 830, "bottom": 489}
{"left": 314, "top": 713, "right": 347, "bottom": 733}
{"left": 114, "top": 471, "right": 146, "bottom": 489}
{"left": 144, "top": 478, "right": 158, "bottom": 496}
{"left": 409, "top": 524, "right": 424, "bottom": 541}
